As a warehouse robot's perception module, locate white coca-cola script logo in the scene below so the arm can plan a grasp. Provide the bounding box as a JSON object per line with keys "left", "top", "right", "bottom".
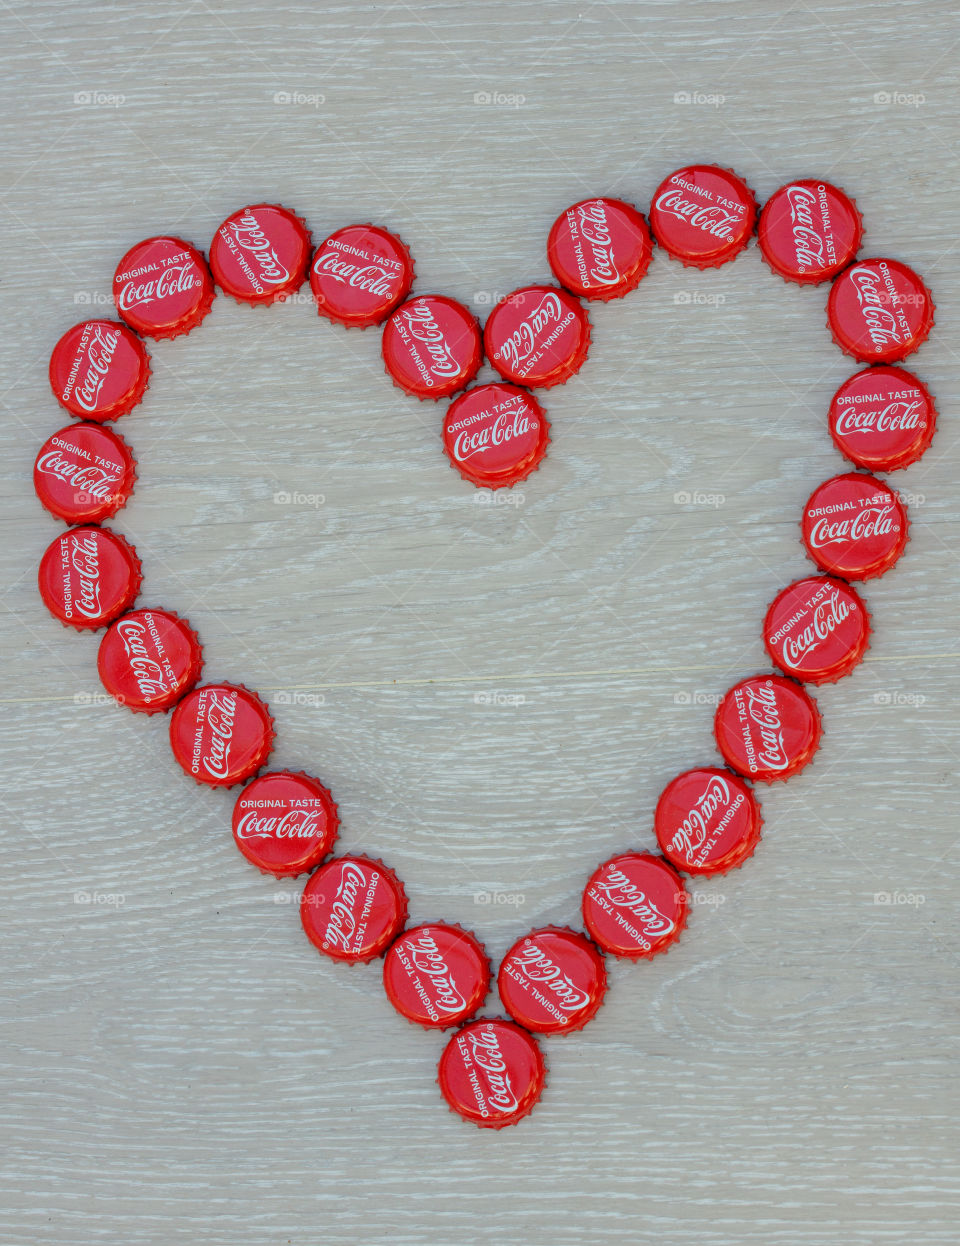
{"left": 463, "top": 1026, "right": 518, "bottom": 1114}
{"left": 69, "top": 531, "right": 102, "bottom": 619}
{"left": 407, "top": 933, "right": 467, "bottom": 1014}
{"left": 670, "top": 773, "right": 732, "bottom": 860}
{"left": 850, "top": 264, "right": 903, "bottom": 348}
{"left": 780, "top": 591, "right": 851, "bottom": 667}
{"left": 117, "top": 264, "right": 201, "bottom": 311}
{"left": 312, "top": 249, "right": 395, "bottom": 296}
{"left": 494, "top": 292, "right": 564, "bottom": 371}
{"left": 834, "top": 397, "right": 923, "bottom": 438}
{"left": 808, "top": 504, "right": 895, "bottom": 549}
{"left": 228, "top": 212, "right": 290, "bottom": 285}
{"left": 116, "top": 617, "right": 170, "bottom": 699}
{"left": 323, "top": 862, "right": 370, "bottom": 951}
{"left": 785, "top": 184, "right": 827, "bottom": 270}
{"left": 235, "top": 806, "right": 323, "bottom": 841}
{"left": 654, "top": 187, "right": 739, "bottom": 240}
{"left": 35, "top": 450, "right": 118, "bottom": 500}
{"left": 453, "top": 403, "right": 531, "bottom": 463}
{"left": 73, "top": 324, "right": 121, "bottom": 411}
{"left": 201, "top": 688, "right": 238, "bottom": 780}
{"left": 399, "top": 303, "right": 460, "bottom": 377}
{"left": 510, "top": 943, "right": 589, "bottom": 1014}
{"left": 592, "top": 869, "right": 675, "bottom": 936}
{"left": 744, "top": 683, "right": 789, "bottom": 771}
{"left": 576, "top": 200, "right": 620, "bottom": 286}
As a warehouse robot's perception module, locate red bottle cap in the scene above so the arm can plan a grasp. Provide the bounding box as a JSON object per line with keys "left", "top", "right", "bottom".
{"left": 49, "top": 319, "right": 150, "bottom": 422}
{"left": 802, "top": 472, "right": 908, "bottom": 581}
{"left": 547, "top": 197, "right": 653, "bottom": 301}
{"left": 309, "top": 223, "right": 414, "bottom": 327}
{"left": 582, "top": 852, "right": 688, "bottom": 959}
{"left": 383, "top": 922, "right": 490, "bottom": 1028}
{"left": 231, "top": 770, "right": 338, "bottom": 877}
{"left": 34, "top": 423, "right": 136, "bottom": 524}
{"left": 757, "top": 180, "right": 862, "bottom": 283}
{"left": 97, "top": 608, "right": 202, "bottom": 713}
{"left": 714, "top": 674, "right": 822, "bottom": 781}
{"left": 443, "top": 383, "right": 549, "bottom": 489}
{"left": 301, "top": 854, "right": 407, "bottom": 962}
{"left": 113, "top": 236, "right": 215, "bottom": 340}
{"left": 827, "top": 258, "right": 934, "bottom": 364}
{"left": 209, "top": 203, "right": 311, "bottom": 305}
{"left": 169, "top": 683, "right": 274, "bottom": 787}
{"left": 649, "top": 164, "right": 757, "bottom": 268}
{"left": 438, "top": 1018, "right": 545, "bottom": 1129}
{"left": 763, "top": 576, "right": 870, "bottom": 685}
{"left": 483, "top": 285, "right": 590, "bottom": 388}
{"left": 654, "top": 767, "right": 762, "bottom": 876}
{"left": 828, "top": 365, "right": 937, "bottom": 472}
{"left": 381, "top": 295, "right": 482, "bottom": 399}
{"left": 497, "top": 926, "right": 606, "bottom": 1035}
{"left": 38, "top": 525, "right": 141, "bottom": 630}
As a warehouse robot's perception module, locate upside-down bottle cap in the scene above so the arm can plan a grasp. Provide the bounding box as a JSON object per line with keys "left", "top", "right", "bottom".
{"left": 381, "top": 295, "right": 482, "bottom": 399}
{"left": 231, "top": 770, "right": 339, "bottom": 877}
{"left": 168, "top": 683, "right": 274, "bottom": 787}
{"left": 48, "top": 319, "right": 150, "bottom": 422}
{"left": 582, "top": 852, "right": 688, "bottom": 959}
{"left": 827, "top": 258, "right": 934, "bottom": 363}
{"left": 714, "top": 674, "right": 822, "bottom": 781}
{"left": 763, "top": 576, "right": 870, "bottom": 685}
{"left": 209, "top": 203, "right": 312, "bottom": 305}
{"left": 483, "top": 285, "right": 590, "bottom": 388}
{"left": 828, "top": 365, "right": 937, "bottom": 472}
{"left": 97, "top": 608, "right": 202, "bottom": 713}
{"left": 309, "top": 223, "right": 414, "bottom": 327}
{"left": 654, "top": 767, "right": 762, "bottom": 876}
{"left": 300, "top": 855, "right": 407, "bottom": 962}
{"left": 802, "top": 472, "right": 908, "bottom": 580}
{"left": 38, "top": 525, "right": 141, "bottom": 630}
{"left": 383, "top": 922, "right": 490, "bottom": 1028}
{"left": 443, "top": 382, "right": 549, "bottom": 489}
{"left": 547, "top": 197, "right": 653, "bottom": 300}
{"left": 438, "top": 1017, "right": 546, "bottom": 1128}
{"left": 758, "top": 180, "right": 862, "bottom": 283}
{"left": 34, "top": 423, "right": 136, "bottom": 525}
{"left": 497, "top": 926, "right": 606, "bottom": 1035}
{"left": 113, "top": 236, "right": 215, "bottom": 339}
{"left": 648, "top": 164, "right": 757, "bottom": 268}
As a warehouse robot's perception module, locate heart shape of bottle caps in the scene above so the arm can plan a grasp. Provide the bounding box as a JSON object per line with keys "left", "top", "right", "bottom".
{"left": 35, "top": 169, "right": 936, "bottom": 1128}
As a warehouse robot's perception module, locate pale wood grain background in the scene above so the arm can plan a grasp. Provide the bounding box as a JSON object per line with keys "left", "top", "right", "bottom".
{"left": 2, "top": 2, "right": 959, "bottom": 1243}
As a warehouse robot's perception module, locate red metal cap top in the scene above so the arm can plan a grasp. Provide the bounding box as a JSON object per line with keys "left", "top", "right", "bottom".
{"left": 827, "top": 258, "right": 934, "bottom": 364}
{"left": 113, "top": 236, "right": 215, "bottom": 340}
{"left": 649, "top": 164, "right": 757, "bottom": 268}
{"left": 758, "top": 180, "right": 862, "bottom": 283}
{"left": 381, "top": 295, "right": 482, "bottom": 399}
{"left": 654, "top": 767, "right": 763, "bottom": 876}
{"left": 169, "top": 683, "right": 274, "bottom": 787}
{"left": 438, "top": 1017, "right": 546, "bottom": 1129}
{"left": 483, "top": 285, "right": 590, "bottom": 388}
{"left": 763, "top": 576, "right": 870, "bottom": 685}
{"left": 209, "top": 203, "right": 312, "bottom": 305}
{"left": 802, "top": 472, "right": 908, "bottom": 581}
{"left": 232, "top": 770, "right": 339, "bottom": 877}
{"left": 714, "top": 674, "right": 822, "bottom": 781}
{"left": 443, "top": 382, "right": 549, "bottom": 489}
{"left": 310, "top": 223, "right": 414, "bottom": 327}
{"left": 828, "top": 365, "right": 937, "bottom": 472}
{"left": 49, "top": 319, "right": 150, "bottom": 422}
{"left": 547, "top": 197, "right": 654, "bottom": 301}
{"left": 97, "top": 608, "right": 202, "bottom": 714}
{"left": 582, "top": 852, "right": 688, "bottom": 959}
{"left": 301, "top": 854, "right": 407, "bottom": 962}
{"left": 38, "top": 526, "right": 141, "bottom": 630}
{"left": 34, "top": 423, "right": 136, "bottom": 525}
{"left": 497, "top": 926, "right": 606, "bottom": 1035}
{"left": 383, "top": 922, "right": 490, "bottom": 1029}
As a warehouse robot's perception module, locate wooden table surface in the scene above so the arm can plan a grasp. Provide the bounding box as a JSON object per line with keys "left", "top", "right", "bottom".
{"left": 3, "top": 2, "right": 959, "bottom": 1243}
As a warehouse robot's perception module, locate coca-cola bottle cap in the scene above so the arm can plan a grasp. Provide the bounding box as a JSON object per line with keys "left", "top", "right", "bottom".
{"left": 34, "top": 423, "right": 136, "bottom": 525}
{"left": 497, "top": 926, "right": 606, "bottom": 1035}
{"left": 758, "top": 180, "right": 863, "bottom": 283}
{"left": 827, "top": 258, "right": 934, "bottom": 363}
{"left": 38, "top": 525, "right": 141, "bottom": 630}
{"left": 113, "top": 236, "right": 215, "bottom": 339}
{"left": 383, "top": 922, "right": 490, "bottom": 1028}
{"left": 582, "top": 852, "right": 688, "bottom": 959}
{"left": 483, "top": 285, "right": 590, "bottom": 388}
{"left": 381, "top": 295, "right": 482, "bottom": 399}
{"left": 438, "top": 1017, "right": 546, "bottom": 1128}
{"left": 300, "top": 854, "right": 407, "bottom": 962}
{"left": 169, "top": 682, "right": 274, "bottom": 787}
{"left": 443, "top": 382, "right": 549, "bottom": 489}
{"left": 654, "top": 767, "right": 763, "bottom": 876}
{"left": 232, "top": 770, "right": 338, "bottom": 876}
{"left": 763, "top": 576, "right": 870, "bottom": 685}
{"left": 802, "top": 472, "right": 908, "bottom": 581}
{"left": 309, "top": 223, "right": 414, "bottom": 327}
{"left": 547, "top": 197, "right": 654, "bottom": 301}
{"left": 97, "top": 608, "right": 202, "bottom": 713}
{"left": 209, "top": 203, "right": 312, "bottom": 305}
{"left": 649, "top": 164, "right": 757, "bottom": 268}
{"left": 828, "top": 365, "right": 937, "bottom": 472}
{"left": 714, "top": 674, "right": 822, "bottom": 781}
{"left": 49, "top": 319, "right": 150, "bottom": 422}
